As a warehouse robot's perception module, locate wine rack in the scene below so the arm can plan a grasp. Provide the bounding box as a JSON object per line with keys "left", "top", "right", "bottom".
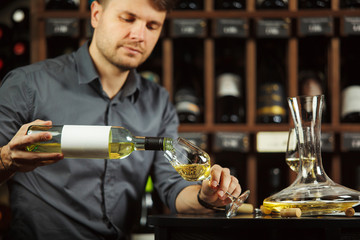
{"left": 25, "top": 0, "right": 360, "bottom": 207}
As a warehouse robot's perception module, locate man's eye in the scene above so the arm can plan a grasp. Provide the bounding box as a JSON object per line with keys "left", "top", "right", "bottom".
{"left": 147, "top": 24, "right": 160, "bottom": 30}
{"left": 121, "top": 17, "right": 134, "bottom": 22}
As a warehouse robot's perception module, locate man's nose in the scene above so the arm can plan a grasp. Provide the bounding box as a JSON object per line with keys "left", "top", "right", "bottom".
{"left": 130, "top": 22, "right": 146, "bottom": 41}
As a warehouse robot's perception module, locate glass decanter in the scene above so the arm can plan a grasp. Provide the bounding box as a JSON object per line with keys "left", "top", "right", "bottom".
{"left": 263, "top": 95, "right": 360, "bottom": 215}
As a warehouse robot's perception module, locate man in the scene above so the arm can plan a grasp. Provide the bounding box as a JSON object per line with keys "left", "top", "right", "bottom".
{"left": 0, "top": 0, "right": 242, "bottom": 239}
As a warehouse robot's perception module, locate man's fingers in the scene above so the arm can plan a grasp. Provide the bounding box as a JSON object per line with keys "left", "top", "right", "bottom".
{"left": 10, "top": 133, "right": 52, "bottom": 150}
{"left": 11, "top": 151, "right": 63, "bottom": 169}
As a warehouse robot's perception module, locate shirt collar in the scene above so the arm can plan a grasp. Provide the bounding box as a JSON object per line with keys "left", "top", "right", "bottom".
{"left": 75, "top": 41, "right": 140, "bottom": 103}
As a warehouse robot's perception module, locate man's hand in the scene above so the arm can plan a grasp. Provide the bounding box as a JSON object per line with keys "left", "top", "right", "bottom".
{"left": 1, "top": 119, "right": 64, "bottom": 173}
{"left": 199, "top": 164, "right": 241, "bottom": 207}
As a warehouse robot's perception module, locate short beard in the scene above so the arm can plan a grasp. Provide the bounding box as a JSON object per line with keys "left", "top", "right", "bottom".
{"left": 104, "top": 52, "right": 144, "bottom": 71}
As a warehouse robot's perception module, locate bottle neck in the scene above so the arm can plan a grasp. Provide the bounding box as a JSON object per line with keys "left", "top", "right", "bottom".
{"left": 134, "top": 137, "right": 173, "bottom": 151}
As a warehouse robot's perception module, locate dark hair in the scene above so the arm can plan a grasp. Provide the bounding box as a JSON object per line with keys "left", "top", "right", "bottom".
{"left": 97, "top": 0, "right": 175, "bottom": 12}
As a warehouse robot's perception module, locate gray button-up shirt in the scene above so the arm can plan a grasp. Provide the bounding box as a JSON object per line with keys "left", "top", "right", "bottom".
{"left": 0, "top": 42, "right": 196, "bottom": 239}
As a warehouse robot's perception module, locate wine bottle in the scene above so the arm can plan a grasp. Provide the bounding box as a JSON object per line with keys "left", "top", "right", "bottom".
{"left": 298, "top": 0, "right": 331, "bottom": 9}
{"left": 214, "top": 0, "right": 246, "bottom": 10}
{"left": 298, "top": 70, "right": 329, "bottom": 122}
{"left": 11, "top": 40, "right": 30, "bottom": 69}
{"left": 175, "top": 88, "right": 201, "bottom": 123}
{"left": 256, "top": 40, "right": 287, "bottom": 124}
{"left": 0, "top": 23, "right": 12, "bottom": 46}
{"left": 268, "top": 167, "right": 281, "bottom": 195}
{"left": 46, "top": 0, "right": 79, "bottom": 10}
{"left": 257, "top": 83, "right": 286, "bottom": 124}
{"left": 26, "top": 125, "right": 173, "bottom": 159}
{"left": 216, "top": 73, "right": 244, "bottom": 123}
{"left": 341, "top": 40, "right": 360, "bottom": 123}
{"left": 341, "top": 82, "right": 360, "bottom": 123}
{"left": 298, "top": 70, "right": 323, "bottom": 96}
{"left": 11, "top": 7, "right": 29, "bottom": 30}
{"left": 174, "top": 0, "right": 204, "bottom": 10}
{"left": 256, "top": 0, "right": 288, "bottom": 9}
{"left": 173, "top": 39, "right": 203, "bottom": 124}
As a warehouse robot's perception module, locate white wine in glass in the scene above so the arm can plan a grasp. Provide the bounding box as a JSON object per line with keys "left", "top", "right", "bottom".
{"left": 285, "top": 128, "right": 300, "bottom": 172}
{"left": 164, "top": 137, "right": 250, "bottom": 218}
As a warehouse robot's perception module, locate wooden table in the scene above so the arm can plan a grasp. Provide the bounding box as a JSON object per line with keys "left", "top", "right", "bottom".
{"left": 148, "top": 212, "right": 360, "bottom": 240}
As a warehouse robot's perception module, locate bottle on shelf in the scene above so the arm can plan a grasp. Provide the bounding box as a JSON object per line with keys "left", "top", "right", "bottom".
{"left": 214, "top": 0, "right": 246, "bottom": 10}
{"left": 11, "top": 7, "right": 29, "bottom": 31}
{"left": 137, "top": 42, "right": 163, "bottom": 85}
{"left": 268, "top": 167, "right": 282, "bottom": 195}
{"left": 45, "top": 0, "right": 79, "bottom": 10}
{"left": 0, "top": 23, "right": 12, "bottom": 46}
{"left": 0, "top": 23, "right": 12, "bottom": 80}
{"left": 174, "top": 88, "right": 201, "bottom": 124}
{"left": 26, "top": 125, "right": 173, "bottom": 159}
{"left": 256, "top": 0, "right": 288, "bottom": 9}
{"left": 256, "top": 153, "right": 287, "bottom": 205}
{"left": 298, "top": 70, "right": 323, "bottom": 96}
{"left": 298, "top": 70, "right": 329, "bottom": 122}
{"left": 11, "top": 39, "right": 30, "bottom": 69}
{"left": 45, "top": 17, "right": 80, "bottom": 58}
{"left": 341, "top": 76, "right": 360, "bottom": 123}
{"left": 214, "top": 38, "right": 245, "bottom": 123}
{"left": 298, "top": 0, "right": 331, "bottom": 9}
{"left": 216, "top": 73, "right": 245, "bottom": 123}
{"left": 297, "top": 35, "right": 331, "bottom": 121}
{"left": 341, "top": 38, "right": 360, "bottom": 123}
{"left": 9, "top": 6, "right": 30, "bottom": 69}
{"left": 174, "top": 0, "right": 204, "bottom": 10}
{"left": 256, "top": 40, "right": 287, "bottom": 124}
{"left": 173, "top": 39, "right": 204, "bottom": 124}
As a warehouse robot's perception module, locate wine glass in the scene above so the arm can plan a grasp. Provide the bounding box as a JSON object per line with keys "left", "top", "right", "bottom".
{"left": 285, "top": 127, "right": 299, "bottom": 172}
{"left": 164, "top": 137, "right": 250, "bottom": 218}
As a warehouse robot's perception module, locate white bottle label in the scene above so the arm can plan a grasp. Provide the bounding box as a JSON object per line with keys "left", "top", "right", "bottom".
{"left": 217, "top": 73, "right": 241, "bottom": 97}
{"left": 61, "top": 125, "right": 111, "bottom": 158}
{"left": 341, "top": 85, "right": 360, "bottom": 118}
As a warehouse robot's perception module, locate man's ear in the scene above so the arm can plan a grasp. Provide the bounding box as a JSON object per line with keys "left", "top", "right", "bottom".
{"left": 90, "top": 1, "right": 102, "bottom": 29}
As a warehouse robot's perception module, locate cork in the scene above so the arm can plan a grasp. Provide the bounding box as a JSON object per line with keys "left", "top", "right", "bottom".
{"left": 237, "top": 203, "right": 254, "bottom": 214}
{"left": 280, "top": 208, "right": 302, "bottom": 218}
{"left": 260, "top": 205, "right": 272, "bottom": 215}
{"left": 345, "top": 207, "right": 355, "bottom": 217}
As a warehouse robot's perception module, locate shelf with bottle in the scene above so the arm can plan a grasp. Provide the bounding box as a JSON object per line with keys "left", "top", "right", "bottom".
{"left": 297, "top": 36, "right": 332, "bottom": 123}
{"left": 340, "top": 36, "right": 360, "bottom": 124}
{"left": 256, "top": 38, "right": 288, "bottom": 124}
{"left": 0, "top": 3, "right": 30, "bottom": 81}
{"left": 256, "top": 152, "right": 290, "bottom": 206}
{"left": 214, "top": 40, "right": 246, "bottom": 124}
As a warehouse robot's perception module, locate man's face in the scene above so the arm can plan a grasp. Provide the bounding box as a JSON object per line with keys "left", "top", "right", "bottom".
{"left": 91, "top": 0, "right": 166, "bottom": 70}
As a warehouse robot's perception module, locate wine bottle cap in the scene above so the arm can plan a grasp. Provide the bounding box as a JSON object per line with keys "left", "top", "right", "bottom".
{"left": 145, "top": 137, "right": 165, "bottom": 150}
